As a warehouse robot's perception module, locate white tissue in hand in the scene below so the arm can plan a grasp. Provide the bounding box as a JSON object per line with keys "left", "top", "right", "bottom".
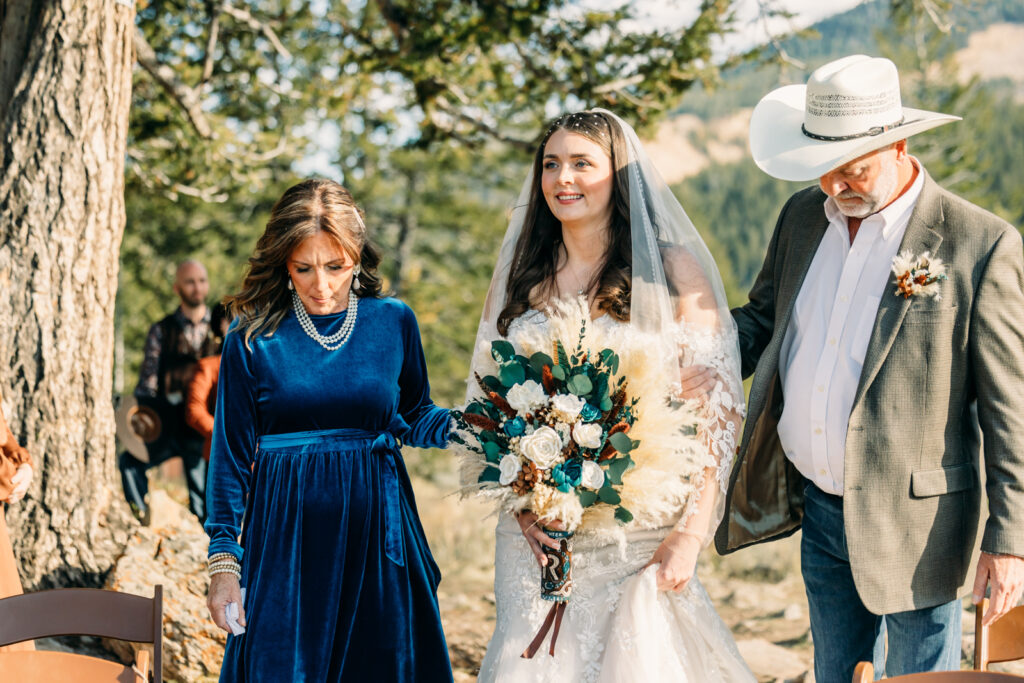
{"left": 225, "top": 588, "right": 246, "bottom": 635}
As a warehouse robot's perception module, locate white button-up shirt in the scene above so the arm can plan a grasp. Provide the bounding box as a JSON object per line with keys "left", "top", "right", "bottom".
{"left": 778, "top": 163, "right": 924, "bottom": 495}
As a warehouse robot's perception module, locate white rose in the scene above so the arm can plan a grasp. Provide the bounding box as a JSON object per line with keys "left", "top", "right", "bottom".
{"left": 518, "top": 426, "right": 564, "bottom": 469}
{"left": 550, "top": 393, "right": 586, "bottom": 422}
{"left": 498, "top": 454, "right": 521, "bottom": 486}
{"left": 581, "top": 460, "right": 606, "bottom": 490}
{"left": 505, "top": 380, "right": 548, "bottom": 415}
{"left": 572, "top": 422, "right": 603, "bottom": 449}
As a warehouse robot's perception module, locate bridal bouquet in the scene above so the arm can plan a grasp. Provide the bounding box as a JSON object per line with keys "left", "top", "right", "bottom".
{"left": 454, "top": 298, "right": 714, "bottom": 536}
{"left": 451, "top": 332, "right": 640, "bottom": 530}
{"left": 453, "top": 299, "right": 723, "bottom": 657}
{"left": 451, "top": 317, "right": 643, "bottom": 658}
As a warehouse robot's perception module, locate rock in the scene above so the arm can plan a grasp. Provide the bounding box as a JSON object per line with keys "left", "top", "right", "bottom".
{"left": 784, "top": 604, "right": 803, "bottom": 621}
{"left": 736, "top": 638, "right": 810, "bottom": 681}
{"left": 104, "top": 490, "right": 224, "bottom": 682}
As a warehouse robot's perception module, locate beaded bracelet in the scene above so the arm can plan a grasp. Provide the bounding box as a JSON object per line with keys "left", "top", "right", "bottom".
{"left": 209, "top": 564, "right": 242, "bottom": 579}
{"left": 208, "top": 552, "right": 242, "bottom": 579}
{"left": 208, "top": 558, "right": 241, "bottom": 569}
{"left": 208, "top": 552, "right": 239, "bottom": 565}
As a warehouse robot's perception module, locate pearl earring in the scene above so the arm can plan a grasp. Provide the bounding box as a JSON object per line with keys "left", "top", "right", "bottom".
{"left": 287, "top": 278, "right": 293, "bottom": 290}
{"left": 353, "top": 264, "right": 362, "bottom": 291}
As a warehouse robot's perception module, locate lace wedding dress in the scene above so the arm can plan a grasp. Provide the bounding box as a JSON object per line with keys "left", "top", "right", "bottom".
{"left": 475, "top": 311, "right": 755, "bottom": 683}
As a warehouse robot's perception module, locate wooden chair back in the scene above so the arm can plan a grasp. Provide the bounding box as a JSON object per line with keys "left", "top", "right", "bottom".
{"left": 975, "top": 598, "right": 1024, "bottom": 670}
{"left": 854, "top": 661, "right": 1024, "bottom": 681}
{"left": 0, "top": 586, "right": 162, "bottom": 682}
{"left": 854, "top": 661, "right": 874, "bottom": 682}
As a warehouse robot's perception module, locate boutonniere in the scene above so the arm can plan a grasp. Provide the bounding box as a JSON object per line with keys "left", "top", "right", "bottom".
{"left": 891, "top": 250, "right": 948, "bottom": 299}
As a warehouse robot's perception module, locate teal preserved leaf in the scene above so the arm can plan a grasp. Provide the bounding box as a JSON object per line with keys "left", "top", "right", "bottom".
{"left": 556, "top": 340, "right": 569, "bottom": 368}
{"left": 483, "top": 441, "right": 501, "bottom": 462}
{"left": 567, "top": 374, "right": 593, "bottom": 396}
{"left": 608, "top": 431, "right": 633, "bottom": 453}
{"left": 478, "top": 467, "right": 501, "bottom": 483}
{"left": 530, "top": 352, "right": 554, "bottom": 374}
{"left": 491, "top": 340, "right": 515, "bottom": 362}
{"left": 499, "top": 363, "right": 526, "bottom": 386}
{"left": 598, "top": 486, "right": 621, "bottom": 505}
{"left": 606, "top": 456, "right": 632, "bottom": 485}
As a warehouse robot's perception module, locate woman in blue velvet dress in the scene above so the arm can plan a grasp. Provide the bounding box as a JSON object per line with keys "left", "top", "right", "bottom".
{"left": 204, "top": 178, "right": 453, "bottom": 682}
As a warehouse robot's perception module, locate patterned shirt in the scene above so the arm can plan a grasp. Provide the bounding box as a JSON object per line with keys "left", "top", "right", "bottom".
{"left": 135, "top": 307, "right": 212, "bottom": 399}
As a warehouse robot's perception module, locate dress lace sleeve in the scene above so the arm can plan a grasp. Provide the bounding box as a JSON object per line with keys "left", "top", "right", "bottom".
{"left": 671, "top": 320, "right": 745, "bottom": 544}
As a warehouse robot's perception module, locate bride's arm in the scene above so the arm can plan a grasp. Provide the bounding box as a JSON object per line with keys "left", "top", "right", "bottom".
{"left": 646, "top": 249, "right": 744, "bottom": 592}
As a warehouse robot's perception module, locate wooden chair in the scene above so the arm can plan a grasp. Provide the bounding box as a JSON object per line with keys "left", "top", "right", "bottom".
{"left": 0, "top": 586, "right": 162, "bottom": 682}
{"left": 854, "top": 661, "right": 1024, "bottom": 681}
{"left": 975, "top": 598, "right": 1024, "bottom": 671}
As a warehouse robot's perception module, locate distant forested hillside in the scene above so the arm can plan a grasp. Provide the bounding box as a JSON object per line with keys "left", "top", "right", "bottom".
{"left": 672, "top": 0, "right": 1024, "bottom": 299}
{"left": 677, "top": 0, "right": 1024, "bottom": 119}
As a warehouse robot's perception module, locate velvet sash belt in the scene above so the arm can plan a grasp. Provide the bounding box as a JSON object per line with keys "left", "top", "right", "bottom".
{"left": 258, "top": 427, "right": 406, "bottom": 567}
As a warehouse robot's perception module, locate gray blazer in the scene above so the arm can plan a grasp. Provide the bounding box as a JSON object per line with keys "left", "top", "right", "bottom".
{"left": 715, "top": 169, "right": 1024, "bottom": 614}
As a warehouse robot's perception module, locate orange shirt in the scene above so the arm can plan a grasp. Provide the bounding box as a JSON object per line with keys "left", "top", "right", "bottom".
{"left": 185, "top": 355, "right": 221, "bottom": 461}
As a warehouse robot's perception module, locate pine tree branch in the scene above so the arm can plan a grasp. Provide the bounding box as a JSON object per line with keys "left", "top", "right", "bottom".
{"left": 221, "top": 3, "right": 292, "bottom": 60}
{"left": 200, "top": 1, "right": 226, "bottom": 84}
{"left": 133, "top": 28, "right": 214, "bottom": 139}
{"left": 592, "top": 75, "right": 645, "bottom": 94}
{"left": 756, "top": 0, "right": 806, "bottom": 70}
{"left": 431, "top": 99, "right": 533, "bottom": 151}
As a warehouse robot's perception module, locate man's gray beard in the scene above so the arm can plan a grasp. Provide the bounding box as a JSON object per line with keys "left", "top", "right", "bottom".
{"left": 834, "top": 161, "right": 900, "bottom": 219}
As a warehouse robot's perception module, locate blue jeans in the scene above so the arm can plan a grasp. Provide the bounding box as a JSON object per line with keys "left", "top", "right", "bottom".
{"left": 801, "top": 481, "right": 961, "bottom": 682}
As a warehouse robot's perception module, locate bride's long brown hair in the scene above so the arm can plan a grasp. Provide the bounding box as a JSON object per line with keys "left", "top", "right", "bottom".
{"left": 497, "top": 111, "right": 633, "bottom": 336}
{"left": 227, "top": 179, "right": 382, "bottom": 348}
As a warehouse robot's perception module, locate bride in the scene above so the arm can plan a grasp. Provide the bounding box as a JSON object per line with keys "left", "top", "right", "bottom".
{"left": 457, "top": 110, "right": 755, "bottom": 682}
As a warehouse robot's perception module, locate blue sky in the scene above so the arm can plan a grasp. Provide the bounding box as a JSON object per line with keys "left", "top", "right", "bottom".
{"left": 631, "top": 0, "right": 866, "bottom": 56}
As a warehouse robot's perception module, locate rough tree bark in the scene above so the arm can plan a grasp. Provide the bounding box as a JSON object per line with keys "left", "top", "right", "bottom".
{"left": 0, "top": 0, "right": 137, "bottom": 588}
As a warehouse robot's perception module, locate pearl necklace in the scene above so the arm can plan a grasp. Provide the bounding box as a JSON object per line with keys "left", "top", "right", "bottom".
{"left": 292, "top": 289, "right": 359, "bottom": 351}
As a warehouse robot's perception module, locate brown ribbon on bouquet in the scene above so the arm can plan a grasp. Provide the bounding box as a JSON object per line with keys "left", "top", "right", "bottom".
{"left": 521, "top": 529, "right": 573, "bottom": 658}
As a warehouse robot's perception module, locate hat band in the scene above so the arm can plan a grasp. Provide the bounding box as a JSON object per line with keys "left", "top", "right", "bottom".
{"left": 801, "top": 116, "right": 906, "bottom": 142}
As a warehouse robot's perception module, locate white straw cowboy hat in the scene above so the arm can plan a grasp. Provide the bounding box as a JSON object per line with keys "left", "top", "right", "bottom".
{"left": 749, "top": 55, "right": 961, "bottom": 182}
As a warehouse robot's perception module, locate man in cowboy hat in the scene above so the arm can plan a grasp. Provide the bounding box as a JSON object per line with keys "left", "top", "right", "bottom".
{"left": 712, "top": 55, "right": 1024, "bottom": 679}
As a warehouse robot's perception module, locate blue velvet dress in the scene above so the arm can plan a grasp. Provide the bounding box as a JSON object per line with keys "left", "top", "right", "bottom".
{"left": 204, "top": 297, "right": 453, "bottom": 683}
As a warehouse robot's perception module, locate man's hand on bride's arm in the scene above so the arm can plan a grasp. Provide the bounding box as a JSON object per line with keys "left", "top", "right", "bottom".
{"left": 644, "top": 530, "right": 703, "bottom": 592}
{"left": 677, "top": 364, "right": 718, "bottom": 401}
{"left": 515, "top": 510, "right": 564, "bottom": 567}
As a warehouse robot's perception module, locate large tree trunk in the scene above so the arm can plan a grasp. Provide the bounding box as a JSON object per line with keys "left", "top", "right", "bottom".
{"left": 0, "top": 0, "right": 136, "bottom": 588}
